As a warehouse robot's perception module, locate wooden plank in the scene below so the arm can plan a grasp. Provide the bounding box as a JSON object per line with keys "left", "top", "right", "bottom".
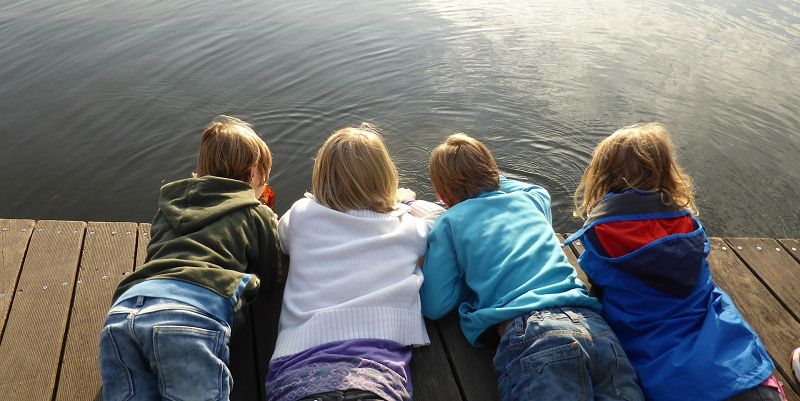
{"left": 229, "top": 310, "right": 261, "bottom": 401}
{"left": 707, "top": 238, "right": 800, "bottom": 400}
{"left": 0, "top": 219, "right": 35, "bottom": 343}
{"left": 54, "top": 222, "right": 137, "bottom": 401}
{"left": 437, "top": 311, "right": 498, "bottom": 401}
{"left": 254, "top": 278, "right": 285, "bottom": 401}
{"left": 135, "top": 223, "right": 151, "bottom": 270}
{"left": 725, "top": 238, "right": 800, "bottom": 323}
{"left": 411, "top": 319, "right": 463, "bottom": 401}
{"left": 778, "top": 239, "right": 800, "bottom": 265}
{"left": 0, "top": 220, "right": 86, "bottom": 401}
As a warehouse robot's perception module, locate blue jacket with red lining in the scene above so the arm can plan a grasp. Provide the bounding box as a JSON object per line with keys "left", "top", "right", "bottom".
{"left": 564, "top": 190, "right": 773, "bottom": 401}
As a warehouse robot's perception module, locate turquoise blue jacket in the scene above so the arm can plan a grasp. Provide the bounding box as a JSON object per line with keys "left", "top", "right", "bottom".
{"left": 420, "top": 177, "right": 600, "bottom": 346}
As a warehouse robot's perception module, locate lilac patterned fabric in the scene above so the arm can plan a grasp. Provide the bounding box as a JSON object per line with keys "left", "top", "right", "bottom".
{"left": 266, "top": 339, "right": 412, "bottom": 401}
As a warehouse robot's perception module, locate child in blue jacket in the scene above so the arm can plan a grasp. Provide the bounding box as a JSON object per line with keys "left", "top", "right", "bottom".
{"left": 565, "top": 123, "right": 784, "bottom": 401}
{"left": 420, "top": 133, "right": 645, "bottom": 401}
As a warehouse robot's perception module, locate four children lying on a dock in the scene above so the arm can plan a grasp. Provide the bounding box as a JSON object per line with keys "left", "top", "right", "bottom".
{"left": 99, "top": 117, "right": 789, "bottom": 401}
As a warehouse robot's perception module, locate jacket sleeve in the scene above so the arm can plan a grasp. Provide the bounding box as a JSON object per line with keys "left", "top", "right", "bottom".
{"left": 250, "top": 205, "right": 285, "bottom": 294}
{"left": 420, "top": 219, "right": 467, "bottom": 320}
{"left": 499, "top": 176, "right": 552, "bottom": 224}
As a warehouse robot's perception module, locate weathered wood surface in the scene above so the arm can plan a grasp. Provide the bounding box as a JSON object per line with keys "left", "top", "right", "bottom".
{"left": 726, "top": 238, "right": 800, "bottom": 323}
{"left": 0, "top": 220, "right": 86, "bottom": 400}
{"left": 707, "top": 238, "right": 800, "bottom": 401}
{"left": 0, "top": 219, "right": 34, "bottom": 341}
{"left": 411, "top": 319, "right": 463, "bottom": 401}
{"left": 55, "top": 222, "right": 137, "bottom": 401}
{"left": 0, "top": 218, "right": 798, "bottom": 401}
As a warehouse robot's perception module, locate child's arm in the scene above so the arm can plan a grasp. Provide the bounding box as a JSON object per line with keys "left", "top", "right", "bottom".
{"left": 397, "top": 187, "right": 446, "bottom": 229}
{"left": 407, "top": 200, "right": 446, "bottom": 229}
{"left": 419, "top": 220, "right": 468, "bottom": 320}
{"left": 499, "top": 176, "right": 552, "bottom": 224}
{"left": 251, "top": 205, "right": 286, "bottom": 292}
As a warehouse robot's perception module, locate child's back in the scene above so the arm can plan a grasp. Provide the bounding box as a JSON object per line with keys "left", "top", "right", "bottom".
{"left": 421, "top": 134, "right": 645, "bottom": 401}
{"left": 420, "top": 175, "right": 598, "bottom": 344}
{"left": 567, "top": 123, "right": 780, "bottom": 401}
{"left": 266, "top": 124, "right": 441, "bottom": 401}
{"left": 99, "top": 116, "right": 282, "bottom": 401}
{"left": 114, "top": 176, "right": 279, "bottom": 319}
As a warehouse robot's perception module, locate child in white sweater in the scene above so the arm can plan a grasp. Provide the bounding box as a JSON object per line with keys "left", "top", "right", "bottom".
{"left": 265, "top": 124, "right": 443, "bottom": 401}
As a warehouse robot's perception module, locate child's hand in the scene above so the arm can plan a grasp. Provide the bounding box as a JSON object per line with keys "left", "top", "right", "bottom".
{"left": 397, "top": 188, "right": 416, "bottom": 202}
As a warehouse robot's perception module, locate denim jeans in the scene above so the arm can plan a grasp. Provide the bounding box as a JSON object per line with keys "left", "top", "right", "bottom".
{"left": 99, "top": 296, "right": 232, "bottom": 401}
{"left": 493, "top": 307, "right": 645, "bottom": 401}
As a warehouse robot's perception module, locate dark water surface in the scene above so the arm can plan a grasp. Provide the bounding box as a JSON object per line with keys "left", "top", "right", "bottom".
{"left": 1, "top": 0, "right": 798, "bottom": 236}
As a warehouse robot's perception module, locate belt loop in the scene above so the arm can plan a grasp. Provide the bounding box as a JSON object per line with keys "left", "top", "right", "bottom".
{"left": 135, "top": 296, "right": 145, "bottom": 307}
{"left": 560, "top": 307, "right": 581, "bottom": 323}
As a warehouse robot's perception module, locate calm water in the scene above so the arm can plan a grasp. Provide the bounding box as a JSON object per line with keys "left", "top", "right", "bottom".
{"left": 1, "top": 0, "right": 798, "bottom": 236}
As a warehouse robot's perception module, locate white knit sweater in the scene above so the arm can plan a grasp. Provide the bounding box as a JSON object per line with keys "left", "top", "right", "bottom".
{"left": 271, "top": 195, "right": 442, "bottom": 359}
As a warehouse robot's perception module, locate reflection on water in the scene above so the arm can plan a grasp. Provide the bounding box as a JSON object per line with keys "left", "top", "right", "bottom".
{"left": 0, "top": 0, "right": 798, "bottom": 236}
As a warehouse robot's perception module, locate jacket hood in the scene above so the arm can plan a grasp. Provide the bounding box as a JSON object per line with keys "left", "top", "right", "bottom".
{"left": 565, "top": 190, "right": 706, "bottom": 298}
{"left": 158, "top": 176, "right": 260, "bottom": 234}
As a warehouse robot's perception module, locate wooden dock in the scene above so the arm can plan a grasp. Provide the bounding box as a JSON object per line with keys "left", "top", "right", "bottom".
{"left": 0, "top": 218, "right": 798, "bottom": 401}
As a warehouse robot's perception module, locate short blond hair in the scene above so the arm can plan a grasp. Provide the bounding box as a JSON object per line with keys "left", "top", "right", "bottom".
{"left": 573, "top": 123, "right": 697, "bottom": 218}
{"left": 429, "top": 133, "right": 500, "bottom": 206}
{"left": 312, "top": 123, "right": 398, "bottom": 214}
{"left": 195, "top": 115, "right": 272, "bottom": 185}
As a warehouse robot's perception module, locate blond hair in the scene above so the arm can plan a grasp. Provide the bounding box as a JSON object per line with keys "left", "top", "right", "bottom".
{"left": 195, "top": 115, "right": 272, "bottom": 185}
{"left": 429, "top": 133, "right": 500, "bottom": 206}
{"left": 312, "top": 123, "right": 398, "bottom": 214}
{"left": 573, "top": 123, "right": 697, "bottom": 218}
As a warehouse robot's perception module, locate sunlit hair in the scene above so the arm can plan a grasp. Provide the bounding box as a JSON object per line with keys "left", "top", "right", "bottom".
{"left": 195, "top": 115, "right": 272, "bottom": 185}
{"left": 573, "top": 122, "right": 697, "bottom": 218}
{"left": 312, "top": 123, "right": 398, "bottom": 214}
{"left": 429, "top": 133, "right": 500, "bottom": 206}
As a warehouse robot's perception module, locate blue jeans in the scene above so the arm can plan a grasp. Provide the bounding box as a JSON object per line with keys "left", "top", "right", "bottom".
{"left": 99, "top": 296, "right": 233, "bottom": 401}
{"left": 493, "top": 307, "right": 645, "bottom": 401}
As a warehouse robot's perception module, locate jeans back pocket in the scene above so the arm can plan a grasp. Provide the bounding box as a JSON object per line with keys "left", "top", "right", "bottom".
{"left": 154, "top": 325, "right": 228, "bottom": 401}
{"left": 518, "top": 341, "right": 589, "bottom": 400}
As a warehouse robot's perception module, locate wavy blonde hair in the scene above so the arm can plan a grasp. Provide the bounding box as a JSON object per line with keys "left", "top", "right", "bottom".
{"left": 312, "top": 123, "right": 398, "bottom": 213}
{"left": 195, "top": 115, "right": 271, "bottom": 184}
{"left": 573, "top": 123, "right": 697, "bottom": 218}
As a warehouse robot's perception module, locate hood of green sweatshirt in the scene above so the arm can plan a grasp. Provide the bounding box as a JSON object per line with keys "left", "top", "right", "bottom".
{"left": 158, "top": 176, "right": 260, "bottom": 234}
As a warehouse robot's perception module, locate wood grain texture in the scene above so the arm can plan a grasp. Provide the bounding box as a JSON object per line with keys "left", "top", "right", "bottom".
{"left": 135, "top": 223, "right": 151, "bottom": 270}
{"left": 0, "top": 219, "right": 35, "bottom": 343}
{"left": 0, "top": 220, "right": 86, "bottom": 401}
{"left": 708, "top": 238, "right": 800, "bottom": 400}
{"left": 778, "top": 239, "right": 800, "bottom": 265}
{"left": 438, "top": 311, "right": 499, "bottom": 401}
{"left": 54, "top": 222, "right": 137, "bottom": 401}
{"left": 411, "top": 319, "right": 463, "bottom": 401}
{"left": 725, "top": 238, "right": 800, "bottom": 323}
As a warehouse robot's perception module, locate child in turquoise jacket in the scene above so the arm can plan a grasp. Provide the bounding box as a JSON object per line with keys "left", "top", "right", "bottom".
{"left": 420, "top": 133, "right": 645, "bottom": 401}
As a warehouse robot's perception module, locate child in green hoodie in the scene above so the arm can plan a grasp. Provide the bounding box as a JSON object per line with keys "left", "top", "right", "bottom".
{"left": 99, "top": 116, "right": 282, "bottom": 401}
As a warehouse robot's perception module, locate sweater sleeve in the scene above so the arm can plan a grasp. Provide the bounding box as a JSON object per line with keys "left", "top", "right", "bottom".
{"left": 420, "top": 219, "right": 467, "bottom": 320}
{"left": 499, "top": 176, "right": 552, "bottom": 224}
{"left": 277, "top": 208, "right": 292, "bottom": 254}
{"left": 407, "top": 200, "right": 446, "bottom": 230}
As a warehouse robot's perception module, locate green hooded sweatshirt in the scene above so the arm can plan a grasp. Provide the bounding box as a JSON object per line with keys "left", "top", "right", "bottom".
{"left": 113, "top": 176, "right": 282, "bottom": 312}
